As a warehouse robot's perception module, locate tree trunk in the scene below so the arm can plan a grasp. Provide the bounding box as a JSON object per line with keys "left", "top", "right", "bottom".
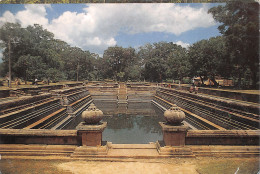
{"left": 237, "top": 73, "right": 242, "bottom": 89}
{"left": 199, "top": 75, "right": 205, "bottom": 86}
{"left": 76, "top": 62, "right": 79, "bottom": 81}
{"left": 210, "top": 76, "right": 218, "bottom": 87}
{"left": 24, "top": 70, "right": 27, "bottom": 85}
{"left": 251, "top": 71, "right": 258, "bottom": 89}
{"left": 159, "top": 73, "right": 162, "bottom": 83}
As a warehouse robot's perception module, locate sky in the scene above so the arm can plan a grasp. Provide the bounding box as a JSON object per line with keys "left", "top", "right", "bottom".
{"left": 0, "top": 3, "right": 223, "bottom": 59}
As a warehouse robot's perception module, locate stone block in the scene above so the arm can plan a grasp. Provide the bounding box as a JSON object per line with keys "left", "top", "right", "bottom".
{"left": 159, "top": 122, "right": 188, "bottom": 146}
{"left": 76, "top": 122, "right": 107, "bottom": 146}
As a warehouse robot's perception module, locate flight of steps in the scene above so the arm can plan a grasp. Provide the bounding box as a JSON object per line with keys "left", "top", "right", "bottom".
{"left": 117, "top": 83, "right": 127, "bottom": 104}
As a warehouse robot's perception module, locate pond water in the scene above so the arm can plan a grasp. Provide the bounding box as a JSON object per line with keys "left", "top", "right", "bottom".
{"left": 102, "top": 113, "right": 165, "bottom": 144}
{"left": 67, "top": 101, "right": 166, "bottom": 144}
{"left": 101, "top": 102, "right": 165, "bottom": 144}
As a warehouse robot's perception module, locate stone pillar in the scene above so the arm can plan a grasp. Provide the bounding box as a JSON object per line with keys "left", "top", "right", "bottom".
{"left": 160, "top": 104, "right": 188, "bottom": 146}
{"left": 76, "top": 122, "right": 107, "bottom": 146}
{"left": 159, "top": 122, "right": 188, "bottom": 146}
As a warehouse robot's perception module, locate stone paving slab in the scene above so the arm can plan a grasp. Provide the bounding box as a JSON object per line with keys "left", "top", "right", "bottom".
{"left": 107, "top": 148, "right": 159, "bottom": 157}
{"left": 109, "top": 143, "right": 157, "bottom": 149}
{"left": 0, "top": 144, "right": 260, "bottom": 159}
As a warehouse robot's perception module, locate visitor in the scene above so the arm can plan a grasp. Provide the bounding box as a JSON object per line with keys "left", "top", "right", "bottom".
{"left": 194, "top": 86, "right": 198, "bottom": 94}
{"left": 189, "top": 85, "right": 194, "bottom": 93}
{"left": 15, "top": 78, "right": 19, "bottom": 88}
{"left": 6, "top": 76, "right": 9, "bottom": 87}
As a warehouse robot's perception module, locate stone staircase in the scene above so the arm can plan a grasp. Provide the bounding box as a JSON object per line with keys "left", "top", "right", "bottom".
{"left": 0, "top": 143, "right": 259, "bottom": 159}
{"left": 117, "top": 83, "right": 127, "bottom": 104}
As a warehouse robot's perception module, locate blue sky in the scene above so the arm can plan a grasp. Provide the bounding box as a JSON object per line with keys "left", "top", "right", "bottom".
{"left": 0, "top": 3, "right": 223, "bottom": 58}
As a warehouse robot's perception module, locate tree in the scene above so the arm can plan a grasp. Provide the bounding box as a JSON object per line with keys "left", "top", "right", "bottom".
{"left": 167, "top": 44, "right": 189, "bottom": 83}
{"left": 103, "top": 46, "right": 137, "bottom": 81}
{"left": 188, "top": 36, "right": 228, "bottom": 86}
{"left": 209, "top": 1, "right": 259, "bottom": 88}
{"left": 15, "top": 54, "right": 47, "bottom": 81}
{"left": 140, "top": 42, "right": 171, "bottom": 82}
{"left": 0, "top": 23, "right": 67, "bottom": 82}
{"left": 0, "top": 23, "right": 25, "bottom": 82}
{"left": 139, "top": 42, "right": 189, "bottom": 82}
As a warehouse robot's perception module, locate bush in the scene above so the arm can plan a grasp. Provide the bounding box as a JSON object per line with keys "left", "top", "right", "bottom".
{"left": 182, "top": 78, "right": 191, "bottom": 84}
{"left": 0, "top": 80, "right": 3, "bottom": 86}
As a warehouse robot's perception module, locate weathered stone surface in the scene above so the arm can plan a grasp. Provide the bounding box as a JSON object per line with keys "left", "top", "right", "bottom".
{"left": 159, "top": 122, "right": 188, "bottom": 146}
{"left": 81, "top": 103, "right": 103, "bottom": 124}
{"left": 76, "top": 122, "right": 107, "bottom": 146}
{"left": 186, "top": 130, "right": 260, "bottom": 145}
{"left": 159, "top": 122, "right": 189, "bottom": 132}
{"left": 163, "top": 105, "right": 186, "bottom": 125}
{"left": 0, "top": 129, "right": 77, "bottom": 136}
{"left": 76, "top": 122, "right": 107, "bottom": 131}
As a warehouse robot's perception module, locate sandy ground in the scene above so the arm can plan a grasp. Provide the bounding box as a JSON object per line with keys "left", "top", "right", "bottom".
{"left": 57, "top": 161, "right": 197, "bottom": 174}
{"left": 1, "top": 157, "right": 259, "bottom": 174}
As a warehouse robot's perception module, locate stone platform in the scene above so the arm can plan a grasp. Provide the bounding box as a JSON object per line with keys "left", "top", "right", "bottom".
{"left": 0, "top": 143, "right": 259, "bottom": 159}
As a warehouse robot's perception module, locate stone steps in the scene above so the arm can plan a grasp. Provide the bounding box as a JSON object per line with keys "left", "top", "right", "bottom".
{"left": 118, "top": 83, "right": 128, "bottom": 104}
{"left": 106, "top": 143, "right": 160, "bottom": 158}
{"left": 71, "top": 146, "right": 109, "bottom": 158}
{"left": 0, "top": 144, "right": 76, "bottom": 157}
{"left": 0, "top": 144, "right": 259, "bottom": 159}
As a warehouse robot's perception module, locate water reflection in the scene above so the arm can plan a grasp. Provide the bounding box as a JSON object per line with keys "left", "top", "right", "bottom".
{"left": 64, "top": 101, "right": 166, "bottom": 144}
{"left": 102, "top": 105, "right": 165, "bottom": 144}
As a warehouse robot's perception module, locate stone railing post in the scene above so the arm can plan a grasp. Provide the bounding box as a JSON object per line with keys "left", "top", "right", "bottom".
{"left": 76, "top": 122, "right": 107, "bottom": 146}
{"left": 76, "top": 103, "right": 107, "bottom": 146}
{"left": 159, "top": 104, "right": 188, "bottom": 146}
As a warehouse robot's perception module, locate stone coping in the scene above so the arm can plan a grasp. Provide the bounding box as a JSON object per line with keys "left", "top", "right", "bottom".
{"left": 187, "top": 130, "right": 260, "bottom": 137}
{"left": 0, "top": 129, "right": 77, "bottom": 136}
{"left": 159, "top": 122, "right": 189, "bottom": 132}
{"left": 1, "top": 128, "right": 258, "bottom": 138}
{"left": 76, "top": 122, "right": 107, "bottom": 131}
{"left": 0, "top": 93, "right": 52, "bottom": 106}
{"left": 1, "top": 143, "right": 260, "bottom": 158}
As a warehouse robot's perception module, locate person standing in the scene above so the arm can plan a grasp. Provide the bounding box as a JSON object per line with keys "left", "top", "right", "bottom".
{"left": 6, "top": 76, "right": 9, "bottom": 87}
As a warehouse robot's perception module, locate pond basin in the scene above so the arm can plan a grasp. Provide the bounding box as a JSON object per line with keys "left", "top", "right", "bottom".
{"left": 67, "top": 101, "right": 166, "bottom": 144}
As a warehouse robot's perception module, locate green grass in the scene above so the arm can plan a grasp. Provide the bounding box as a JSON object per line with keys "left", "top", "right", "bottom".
{"left": 195, "top": 157, "right": 260, "bottom": 174}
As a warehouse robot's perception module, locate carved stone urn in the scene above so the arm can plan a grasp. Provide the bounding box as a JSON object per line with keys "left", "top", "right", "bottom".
{"left": 82, "top": 103, "right": 103, "bottom": 124}
{"left": 164, "top": 104, "right": 185, "bottom": 125}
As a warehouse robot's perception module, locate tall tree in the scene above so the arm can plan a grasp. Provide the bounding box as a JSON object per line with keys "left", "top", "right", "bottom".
{"left": 188, "top": 36, "right": 228, "bottom": 86}
{"left": 167, "top": 44, "right": 189, "bottom": 83}
{"left": 0, "top": 23, "right": 25, "bottom": 80}
{"left": 209, "top": 1, "right": 259, "bottom": 88}
{"left": 103, "top": 46, "right": 137, "bottom": 81}
{"left": 140, "top": 42, "right": 172, "bottom": 82}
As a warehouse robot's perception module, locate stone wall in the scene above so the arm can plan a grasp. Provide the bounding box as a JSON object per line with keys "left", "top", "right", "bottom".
{"left": 170, "top": 84, "right": 260, "bottom": 103}
{"left": 186, "top": 130, "right": 260, "bottom": 145}
{"left": 0, "top": 90, "right": 9, "bottom": 98}
{"left": 0, "top": 129, "right": 259, "bottom": 146}
{"left": 0, "top": 82, "right": 84, "bottom": 98}
{"left": 0, "top": 129, "right": 80, "bottom": 145}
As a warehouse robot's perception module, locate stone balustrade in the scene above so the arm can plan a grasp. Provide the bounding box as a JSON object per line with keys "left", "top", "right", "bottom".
{"left": 0, "top": 128, "right": 259, "bottom": 146}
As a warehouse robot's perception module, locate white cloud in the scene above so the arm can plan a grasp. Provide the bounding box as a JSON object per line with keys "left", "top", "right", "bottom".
{"left": 0, "top": 4, "right": 215, "bottom": 55}
{"left": 15, "top": 4, "right": 50, "bottom": 28}
{"left": 0, "top": 11, "right": 16, "bottom": 26}
{"left": 175, "top": 41, "right": 190, "bottom": 48}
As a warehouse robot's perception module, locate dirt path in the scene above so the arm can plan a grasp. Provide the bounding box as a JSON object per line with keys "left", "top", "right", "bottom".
{"left": 1, "top": 157, "right": 259, "bottom": 174}
{"left": 57, "top": 161, "right": 198, "bottom": 174}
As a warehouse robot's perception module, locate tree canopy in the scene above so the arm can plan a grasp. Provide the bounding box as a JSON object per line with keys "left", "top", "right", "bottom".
{"left": 208, "top": 1, "right": 259, "bottom": 88}
{"left": 0, "top": 23, "right": 100, "bottom": 82}
{"left": 0, "top": 1, "right": 258, "bottom": 89}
